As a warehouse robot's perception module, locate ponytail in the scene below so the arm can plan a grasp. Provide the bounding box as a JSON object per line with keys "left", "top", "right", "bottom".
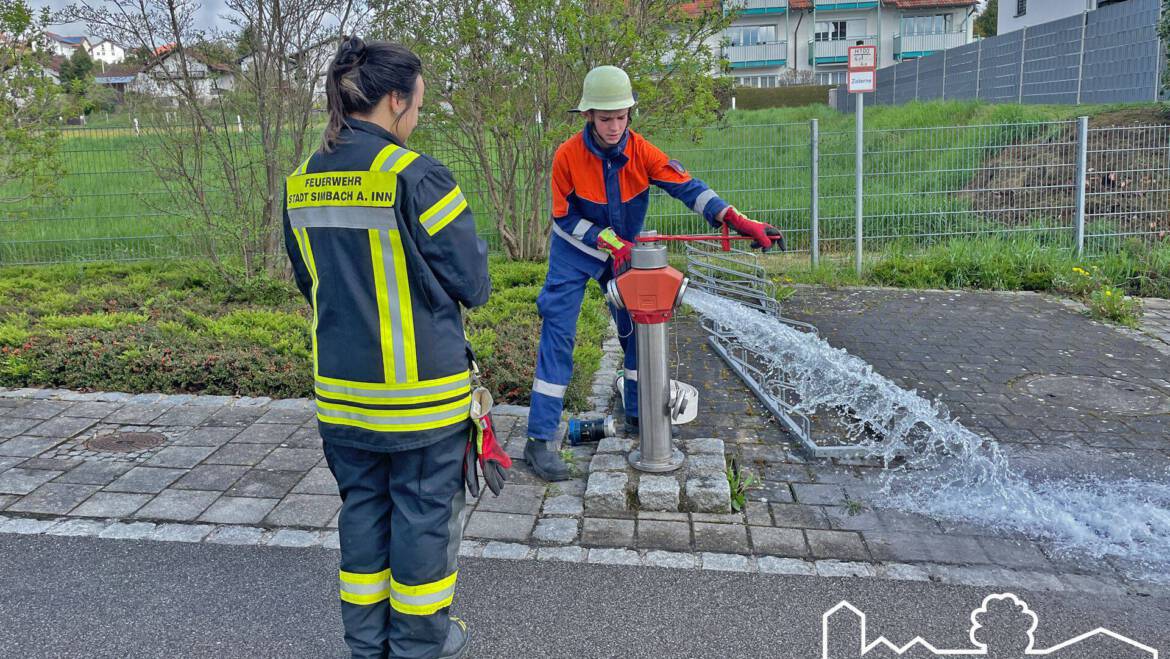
{"left": 322, "top": 36, "right": 422, "bottom": 152}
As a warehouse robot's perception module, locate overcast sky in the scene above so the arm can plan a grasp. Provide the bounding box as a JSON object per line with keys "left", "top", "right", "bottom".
{"left": 36, "top": 0, "right": 227, "bottom": 37}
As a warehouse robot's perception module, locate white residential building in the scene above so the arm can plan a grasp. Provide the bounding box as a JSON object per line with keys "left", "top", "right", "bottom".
{"left": 130, "top": 49, "right": 235, "bottom": 101}
{"left": 720, "top": 0, "right": 979, "bottom": 87}
{"left": 88, "top": 39, "right": 126, "bottom": 65}
{"left": 43, "top": 32, "right": 91, "bottom": 59}
{"left": 997, "top": 0, "right": 1127, "bottom": 35}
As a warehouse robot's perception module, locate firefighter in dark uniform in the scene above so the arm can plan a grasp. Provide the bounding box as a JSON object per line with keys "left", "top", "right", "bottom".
{"left": 283, "top": 37, "right": 490, "bottom": 659}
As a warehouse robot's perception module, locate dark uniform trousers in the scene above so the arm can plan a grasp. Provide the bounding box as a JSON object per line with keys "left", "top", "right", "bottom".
{"left": 324, "top": 422, "right": 468, "bottom": 659}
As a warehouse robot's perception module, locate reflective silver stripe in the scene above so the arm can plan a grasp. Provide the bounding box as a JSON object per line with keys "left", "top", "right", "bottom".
{"left": 315, "top": 375, "right": 470, "bottom": 400}
{"left": 377, "top": 230, "right": 410, "bottom": 383}
{"left": 318, "top": 400, "right": 470, "bottom": 427}
{"left": 421, "top": 189, "right": 467, "bottom": 233}
{"left": 390, "top": 584, "right": 455, "bottom": 609}
{"left": 340, "top": 579, "right": 391, "bottom": 596}
{"left": 571, "top": 219, "right": 593, "bottom": 241}
{"left": 533, "top": 378, "right": 567, "bottom": 398}
{"left": 692, "top": 189, "right": 717, "bottom": 215}
{"left": 625, "top": 369, "right": 638, "bottom": 382}
{"left": 551, "top": 223, "right": 607, "bottom": 261}
{"left": 378, "top": 147, "right": 413, "bottom": 172}
{"left": 289, "top": 206, "right": 394, "bottom": 230}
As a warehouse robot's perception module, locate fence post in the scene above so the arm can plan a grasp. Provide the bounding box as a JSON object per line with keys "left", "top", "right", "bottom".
{"left": 237, "top": 115, "right": 243, "bottom": 133}
{"left": 1075, "top": 115, "right": 1088, "bottom": 256}
{"left": 133, "top": 118, "right": 140, "bottom": 136}
{"left": 855, "top": 94, "right": 864, "bottom": 278}
{"left": 810, "top": 118, "right": 820, "bottom": 268}
{"left": 1076, "top": 10, "right": 1088, "bottom": 104}
{"left": 975, "top": 39, "right": 982, "bottom": 100}
{"left": 1018, "top": 26, "right": 1027, "bottom": 103}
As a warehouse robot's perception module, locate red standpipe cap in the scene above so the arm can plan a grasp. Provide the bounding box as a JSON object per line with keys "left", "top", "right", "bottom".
{"left": 614, "top": 266, "right": 685, "bottom": 325}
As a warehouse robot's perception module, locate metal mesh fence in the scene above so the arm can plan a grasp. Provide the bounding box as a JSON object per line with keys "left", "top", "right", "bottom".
{"left": 3, "top": 116, "right": 1169, "bottom": 268}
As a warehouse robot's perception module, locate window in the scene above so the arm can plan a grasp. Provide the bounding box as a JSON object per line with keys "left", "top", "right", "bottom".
{"left": 900, "top": 14, "right": 954, "bottom": 35}
{"left": 726, "top": 25, "right": 777, "bottom": 47}
{"left": 815, "top": 71, "right": 847, "bottom": 85}
{"left": 814, "top": 19, "right": 866, "bottom": 41}
{"left": 735, "top": 75, "right": 780, "bottom": 88}
{"left": 1016, "top": 0, "right": 1026, "bottom": 16}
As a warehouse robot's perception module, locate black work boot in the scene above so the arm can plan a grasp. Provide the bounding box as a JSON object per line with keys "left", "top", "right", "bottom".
{"left": 524, "top": 438, "right": 570, "bottom": 482}
{"left": 436, "top": 616, "right": 469, "bottom": 659}
{"left": 624, "top": 416, "right": 680, "bottom": 439}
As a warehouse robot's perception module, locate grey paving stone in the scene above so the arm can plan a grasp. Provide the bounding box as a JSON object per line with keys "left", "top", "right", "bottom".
{"left": 291, "top": 468, "right": 337, "bottom": 496}
{"left": 584, "top": 471, "right": 629, "bottom": 515}
{"left": 71, "top": 492, "right": 153, "bottom": 517}
{"left": 636, "top": 520, "right": 691, "bottom": 552}
{"left": 205, "top": 443, "right": 274, "bottom": 466}
{"left": 976, "top": 536, "right": 1054, "bottom": 570}
{"left": 684, "top": 453, "right": 726, "bottom": 478}
{"left": 264, "top": 494, "right": 341, "bottom": 528}
{"left": 476, "top": 484, "right": 545, "bottom": 515}
{"left": 172, "top": 465, "right": 249, "bottom": 491}
{"left": 791, "top": 483, "right": 849, "bottom": 506}
{"left": 60, "top": 401, "right": 121, "bottom": 419}
{"left": 824, "top": 505, "right": 883, "bottom": 531}
{"left": 134, "top": 489, "right": 220, "bottom": 521}
{"left": 744, "top": 501, "right": 772, "bottom": 527}
{"left": 281, "top": 427, "right": 324, "bottom": 449}
{"left": 685, "top": 438, "right": 725, "bottom": 455}
{"left": 581, "top": 517, "right": 635, "bottom": 547}
{"left": 25, "top": 415, "right": 97, "bottom": 439}
{"left": 8, "top": 483, "right": 100, "bottom": 515}
{"left": 481, "top": 541, "right": 532, "bottom": 560}
{"left": 151, "top": 523, "right": 215, "bottom": 543}
{"left": 9, "top": 400, "right": 69, "bottom": 419}
{"left": 103, "top": 404, "right": 172, "bottom": 425}
{"left": 268, "top": 529, "right": 321, "bottom": 548}
{"left": 586, "top": 548, "right": 640, "bottom": 566}
{"left": 875, "top": 509, "right": 942, "bottom": 534}
{"left": 0, "top": 417, "right": 40, "bottom": 439}
{"left": 268, "top": 398, "right": 315, "bottom": 411}
{"left": 227, "top": 470, "right": 302, "bottom": 499}
{"left": 230, "top": 423, "right": 296, "bottom": 444}
{"left": 757, "top": 556, "right": 817, "bottom": 576}
{"left": 0, "top": 467, "right": 63, "bottom": 495}
{"left": 806, "top": 529, "right": 870, "bottom": 561}
{"left": 690, "top": 512, "right": 745, "bottom": 524}
{"left": 153, "top": 406, "right": 215, "bottom": 427}
{"left": 643, "top": 550, "right": 696, "bottom": 569}
{"left": 0, "top": 436, "right": 68, "bottom": 458}
{"left": 321, "top": 531, "right": 341, "bottom": 550}
{"left": 750, "top": 526, "right": 808, "bottom": 557}
{"left": 637, "top": 475, "right": 680, "bottom": 512}
{"left": 637, "top": 510, "right": 689, "bottom": 522}
{"left": 169, "top": 426, "right": 241, "bottom": 447}
{"left": 0, "top": 494, "right": 16, "bottom": 510}
{"left": 55, "top": 461, "right": 133, "bottom": 486}
{"left": 588, "top": 453, "right": 628, "bottom": 472}
{"left": 257, "top": 408, "right": 314, "bottom": 425}
{"left": 464, "top": 511, "right": 535, "bottom": 542}
{"left": 684, "top": 476, "right": 731, "bottom": 513}
{"left": 104, "top": 467, "right": 185, "bottom": 494}
{"left": 700, "top": 552, "right": 752, "bottom": 572}
{"left": 19, "top": 457, "right": 82, "bottom": 471}
{"left": 46, "top": 518, "right": 110, "bottom": 537}
{"left": 536, "top": 546, "right": 587, "bottom": 563}
{"left": 815, "top": 560, "right": 875, "bottom": 578}
{"left": 596, "top": 437, "right": 634, "bottom": 454}
{"left": 256, "top": 448, "right": 321, "bottom": 472}
{"left": 542, "top": 494, "right": 583, "bottom": 516}
{"left": 0, "top": 517, "right": 60, "bottom": 534}
{"left": 693, "top": 521, "right": 749, "bottom": 554}
{"left": 532, "top": 517, "right": 578, "bottom": 545}
{"left": 205, "top": 526, "right": 265, "bottom": 545}
{"left": 199, "top": 496, "right": 280, "bottom": 524}
{"left": 99, "top": 521, "right": 157, "bottom": 540}
{"left": 876, "top": 563, "right": 932, "bottom": 582}
{"left": 144, "top": 446, "right": 216, "bottom": 469}
{"left": 0, "top": 456, "right": 22, "bottom": 471}
{"left": 770, "top": 503, "right": 831, "bottom": 529}
{"left": 862, "top": 531, "right": 934, "bottom": 563}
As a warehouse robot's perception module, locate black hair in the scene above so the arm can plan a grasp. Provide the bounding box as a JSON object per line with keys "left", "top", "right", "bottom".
{"left": 322, "top": 36, "right": 422, "bottom": 152}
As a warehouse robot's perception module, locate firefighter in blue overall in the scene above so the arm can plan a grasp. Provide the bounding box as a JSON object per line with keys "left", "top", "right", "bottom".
{"left": 524, "top": 65, "right": 784, "bottom": 481}
{"left": 283, "top": 38, "right": 491, "bottom": 658}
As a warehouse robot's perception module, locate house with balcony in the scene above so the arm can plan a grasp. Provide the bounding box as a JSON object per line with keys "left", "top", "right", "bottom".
{"left": 720, "top": 0, "right": 978, "bottom": 88}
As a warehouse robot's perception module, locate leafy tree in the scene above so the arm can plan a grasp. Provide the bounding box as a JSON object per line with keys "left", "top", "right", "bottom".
{"left": 375, "top": 0, "right": 731, "bottom": 260}
{"left": 974, "top": 0, "right": 997, "bottom": 38}
{"left": 58, "top": 45, "right": 94, "bottom": 86}
{"left": 0, "top": 0, "right": 65, "bottom": 205}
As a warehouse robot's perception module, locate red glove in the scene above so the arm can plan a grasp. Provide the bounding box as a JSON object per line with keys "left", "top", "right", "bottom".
{"left": 722, "top": 207, "right": 785, "bottom": 252}
{"left": 596, "top": 228, "right": 633, "bottom": 274}
{"left": 465, "top": 388, "right": 512, "bottom": 497}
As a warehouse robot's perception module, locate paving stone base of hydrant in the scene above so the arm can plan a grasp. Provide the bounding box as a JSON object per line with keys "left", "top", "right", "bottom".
{"left": 583, "top": 436, "right": 730, "bottom": 514}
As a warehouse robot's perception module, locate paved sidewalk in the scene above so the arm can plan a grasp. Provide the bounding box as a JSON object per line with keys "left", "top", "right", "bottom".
{"left": 1, "top": 287, "right": 1168, "bottom": 596}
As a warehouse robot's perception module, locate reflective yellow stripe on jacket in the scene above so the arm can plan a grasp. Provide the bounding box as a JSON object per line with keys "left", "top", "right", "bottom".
{"left": 286, "top": 144, "right": 471, "bottom": 434}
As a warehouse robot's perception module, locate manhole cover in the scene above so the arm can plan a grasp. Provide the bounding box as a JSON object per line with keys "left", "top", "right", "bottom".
{"left": 85, "top": 432, "right": 167, "bottom": 453}
{"left": 1016, "top": 375, "right": 1170, "bottom": 415}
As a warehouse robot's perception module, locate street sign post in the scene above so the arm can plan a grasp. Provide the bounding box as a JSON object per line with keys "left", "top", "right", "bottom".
{"left": 847, "top": 45, "right": 877, "bottom": 277}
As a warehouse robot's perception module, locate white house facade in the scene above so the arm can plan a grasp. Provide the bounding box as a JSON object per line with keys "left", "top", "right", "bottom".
{"left": 996, "top": 0, "right": 1126, "bottom": 35}
{"left": 130, "top": 51, "right": 234, "bottom": 101}
{"left": 89, "top": 39, "right": 126, "bottom": 65}
{"left": 720, "top": 0, "right": 979, "bottom": 87}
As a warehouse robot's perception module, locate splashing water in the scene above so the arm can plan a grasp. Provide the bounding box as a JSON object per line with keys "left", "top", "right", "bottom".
{"left": 684, "top": 289, "right": 1170, "bottom": 572}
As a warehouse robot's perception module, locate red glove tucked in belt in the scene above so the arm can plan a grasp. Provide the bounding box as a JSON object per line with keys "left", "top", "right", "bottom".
{"left": 465, "top": 388, "right": 512, "bottom": 497}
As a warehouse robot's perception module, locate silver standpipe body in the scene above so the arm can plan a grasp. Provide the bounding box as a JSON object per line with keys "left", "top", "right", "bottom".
{"left": 625, "top": 232, "right": 685, "bottom": 473}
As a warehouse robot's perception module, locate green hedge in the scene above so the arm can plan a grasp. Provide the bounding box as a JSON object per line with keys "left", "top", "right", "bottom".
{"left": 0, "top": 259, "right": 608, "bottom": 411}
{"left": 717, "top": 85, "right": 832, "bottom": 111}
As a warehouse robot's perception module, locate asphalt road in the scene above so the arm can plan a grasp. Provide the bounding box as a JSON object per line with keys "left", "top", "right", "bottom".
{"left": 2, "top": 534, "right": 1168, "bottom": 658}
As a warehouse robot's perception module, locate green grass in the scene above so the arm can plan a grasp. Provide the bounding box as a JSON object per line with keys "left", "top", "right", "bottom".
{"left": 0, "top": 258, "right": 607, "bottom": 409}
